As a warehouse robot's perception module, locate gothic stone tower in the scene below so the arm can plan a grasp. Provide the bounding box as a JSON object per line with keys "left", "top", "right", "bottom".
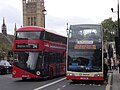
{"left": 22, "top": 0, "right": 45, "bottom": 27}
{"left": 2, "top": 17, "right": 7, "bottom": 36}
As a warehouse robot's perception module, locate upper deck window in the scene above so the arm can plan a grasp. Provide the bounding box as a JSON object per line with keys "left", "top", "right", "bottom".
{"left": 16, "top": 31, "right": 43, "bottom": 40}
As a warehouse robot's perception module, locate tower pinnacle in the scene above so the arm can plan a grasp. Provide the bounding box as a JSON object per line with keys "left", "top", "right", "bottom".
{"left": 2, "top": 17, "right": 7, "bottom": 36}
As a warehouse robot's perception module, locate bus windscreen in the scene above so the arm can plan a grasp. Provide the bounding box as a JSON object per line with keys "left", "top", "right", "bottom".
{"left": 14, "top": 52, "right": 42, "bottom": 70}
{"left": 16, "top": 31, "right": 43, "bottom": 40}
{"left": 68, "top": 25, "right": 102, "bottom": 72}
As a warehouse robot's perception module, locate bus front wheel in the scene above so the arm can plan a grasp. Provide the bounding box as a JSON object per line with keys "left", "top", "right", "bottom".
{"left": 72, "top": 80, "right": 78, "bottom": 83}
{"left": 22, "top": 77, "right": 27, "bottom": 80}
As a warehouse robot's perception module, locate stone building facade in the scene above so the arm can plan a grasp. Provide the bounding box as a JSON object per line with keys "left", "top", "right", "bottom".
{"left": 22, "top": 0, "right": 45, "bottom": 27}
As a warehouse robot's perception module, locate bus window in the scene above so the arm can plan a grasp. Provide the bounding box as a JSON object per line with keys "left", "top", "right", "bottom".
{"left": 16, "top": 31, "right": 42, "bottom": 40}
{"left": 36, "top": 53, "right": 43, "bottom": 69}
{"left": 26, "top": 52, "right": 39, "bottom": 70}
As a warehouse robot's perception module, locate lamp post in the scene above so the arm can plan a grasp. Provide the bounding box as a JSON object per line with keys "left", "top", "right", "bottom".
{"left": 111, "top": 0, "right": 120, "bottom": 73}
{"left": 118, "top": 0, "right": 120, "bottom": 38}
{"left": 66, "top": 23, "right": 70, "bottom": 65}
{"left": 42, "top": 9, "right": 47, "bottom": 28}
{"left": 111, "top": 0, "right": 120, "bottom": 38}
{"left": 66, "top": 23, "right": 69, "bottom": 36}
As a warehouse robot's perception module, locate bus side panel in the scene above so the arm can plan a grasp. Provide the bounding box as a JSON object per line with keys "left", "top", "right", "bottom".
{"left": 49, "top": 64, "right": 56, "bottom": 77}
{"left": 49, "top": 64, "right": 64, "bottom": 77}
{"left": 60, "top": 63, "right": 66, "bottom": 75}
{"left": 12, "top": 65, "right": 41, "bottom": 78}
{"left": 66, "top": 76, "right": 104, "bottom": 81}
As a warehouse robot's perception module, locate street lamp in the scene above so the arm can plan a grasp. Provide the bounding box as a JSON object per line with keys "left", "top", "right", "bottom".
{"left": 66, "top": 23, "right": 69, "bottom": 36}
{"left": 111, "top": 0, "right": 120, "bottom": 56}
{"left": 118, "top": 0, "right": 120, "bottom": 38}
{"left": 111, "top": 0, "right": 120, "bottom": 38}
{"left": 42, "top": 9, "right": 47, "bottom": 28}
{"left": 66, "top": 23, "right": 70, "bottom": 64}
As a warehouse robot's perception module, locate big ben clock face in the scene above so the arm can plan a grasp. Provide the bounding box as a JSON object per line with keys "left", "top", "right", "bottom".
{"left": 26, "top": 3, "right": 37, "bottom": 13}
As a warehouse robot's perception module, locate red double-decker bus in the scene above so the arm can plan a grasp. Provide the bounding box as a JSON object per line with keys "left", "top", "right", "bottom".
{"left": 12, "top": 26, "right": 67, "bottom": 80}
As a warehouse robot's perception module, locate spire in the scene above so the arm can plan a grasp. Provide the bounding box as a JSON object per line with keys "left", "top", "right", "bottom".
{"left": 14, "top": 23, "right": 17, "bottom": 36}
{"left": 2, "top": 17, "right": 7, "bottom": 36}
{"left": 3, "top": 17, "right": 5, "bottom": 26}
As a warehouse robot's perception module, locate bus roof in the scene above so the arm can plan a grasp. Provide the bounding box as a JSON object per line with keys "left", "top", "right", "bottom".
{"left": 70, "top": 24, "right": 102, "bottom": 30}
{"left": 17, "top": 26, "right": 67, "bottom": 38}
{"left": 17, "top": 26, "right": 45, "bottom": 31}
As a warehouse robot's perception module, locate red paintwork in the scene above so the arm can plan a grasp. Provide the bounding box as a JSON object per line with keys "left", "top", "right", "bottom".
{"left": 44, "top": 40, "right": 66, "bottom": 53}
{"left": 13, "top": 40, "right": 44, "bottom": 52}
{"left": 60, "top": 63, "right": 66, "bottom": 75}
{"left": 12, "top": 65, "right": 41, "bottom": 78}
{"left": 13, "top": 40, "right": 66, "bottom": 52}
{"left": 12, "top": 26, "right": 66, "bottom": 79}
{"left": 17, "top": 26, "right": 45, "bottom": 32}
{"left": 13, "top": 26, "right": 66, "bottom": 52}
{"left": 48, "top": 63, "right": 66, "bottom": 76}
{"left": 12, "top": 63, "right": 66, "bottom": 79}
{"left": 66, "top": 76, "right": 104, "bottom": 81}
{"left": 16, "top": 26, "right": 66, "bottom": 38}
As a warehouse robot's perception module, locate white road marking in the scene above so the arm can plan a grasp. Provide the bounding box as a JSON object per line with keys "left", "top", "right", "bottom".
{"left": 56, "top": 88, "right": 61, "bottom": 90}
{"left": 106, "top": 74, "right": 112, "bottom": 90}
{"left": 1, "top": 74, "right": 12, "bottom": 78}
{"left": 34, "top": 78, "right": 66, "bottom": 90}
{"left": 62, "top": 85, "right": 66, "bottom": 88}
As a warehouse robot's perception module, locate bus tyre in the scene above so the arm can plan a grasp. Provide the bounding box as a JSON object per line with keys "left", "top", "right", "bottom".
{"left": 99, "top": 81, "right": 104, "bottom": 85}
{"left": 72, "top": 80, "right": 78, "bottom": 83}
{"left": 49, "top": 69, "right": 53, "bottom": 79}
{"left": 6, "top": 69, "right": 8, "bottom": 74}
{"left": 3, "top": 69, "right": 6, "bottom": 74}
{"left": 22, "top": 77, "right": 27, "bottom": 80}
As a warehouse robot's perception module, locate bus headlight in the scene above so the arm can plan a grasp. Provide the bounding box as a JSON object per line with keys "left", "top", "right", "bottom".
{"left": 36, "top": 71, "right": 41, "bottom": 76}
{"left": 94, "top": 74, "right": 103, "bottom": 77}
{"left": 67, "top": 73, "right": 74, "bottom": 76}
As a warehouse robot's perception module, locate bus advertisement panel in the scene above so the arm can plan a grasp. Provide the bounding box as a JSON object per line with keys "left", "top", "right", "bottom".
{"left": 66, "top": 24, "right": 104, "bottom": 82}
{"left": 12, "top": 26, "right": 67, "bottom": 80}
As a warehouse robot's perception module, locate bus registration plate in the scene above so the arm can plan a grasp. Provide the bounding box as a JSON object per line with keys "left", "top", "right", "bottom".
{"left": 80, "top": 77, "right": 89, "bottom": 80}
{"left": 22, "top": 75, "right": 29, "bottom": 77}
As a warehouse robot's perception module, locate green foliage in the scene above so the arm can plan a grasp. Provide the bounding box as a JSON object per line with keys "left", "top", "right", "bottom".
{"left": 101, "top": 17, "right": 117, "bottom": 41}
{"left": 0, "top": 43, "right": 13, "bottom": 59}
{"left": 0, "top": 43, "right": 12, "bottom": 51}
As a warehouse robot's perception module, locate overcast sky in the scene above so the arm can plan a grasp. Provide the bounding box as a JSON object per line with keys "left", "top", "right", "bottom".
{"left": 0, "top": 0, "right": 118, "bottom": 36}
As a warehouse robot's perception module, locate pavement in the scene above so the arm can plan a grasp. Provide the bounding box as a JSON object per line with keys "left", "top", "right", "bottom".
{"left": 109, "top": 68, "right": 120, "bottom": 90}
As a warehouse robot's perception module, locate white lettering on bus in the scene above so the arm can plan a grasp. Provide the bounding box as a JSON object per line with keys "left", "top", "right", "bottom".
{"left": 50, "top": 45, "right": 66, "bottom": 49}
{"left": 77, "top": 40, "right": 93, "bottom": 44}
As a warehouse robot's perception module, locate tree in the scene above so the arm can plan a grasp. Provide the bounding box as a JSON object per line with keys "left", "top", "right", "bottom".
{"left": 0, "top": 43, "right": 12, "bottom": 60}
{"left": 101, "top": 17, "right": 117, "bottom": 41}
